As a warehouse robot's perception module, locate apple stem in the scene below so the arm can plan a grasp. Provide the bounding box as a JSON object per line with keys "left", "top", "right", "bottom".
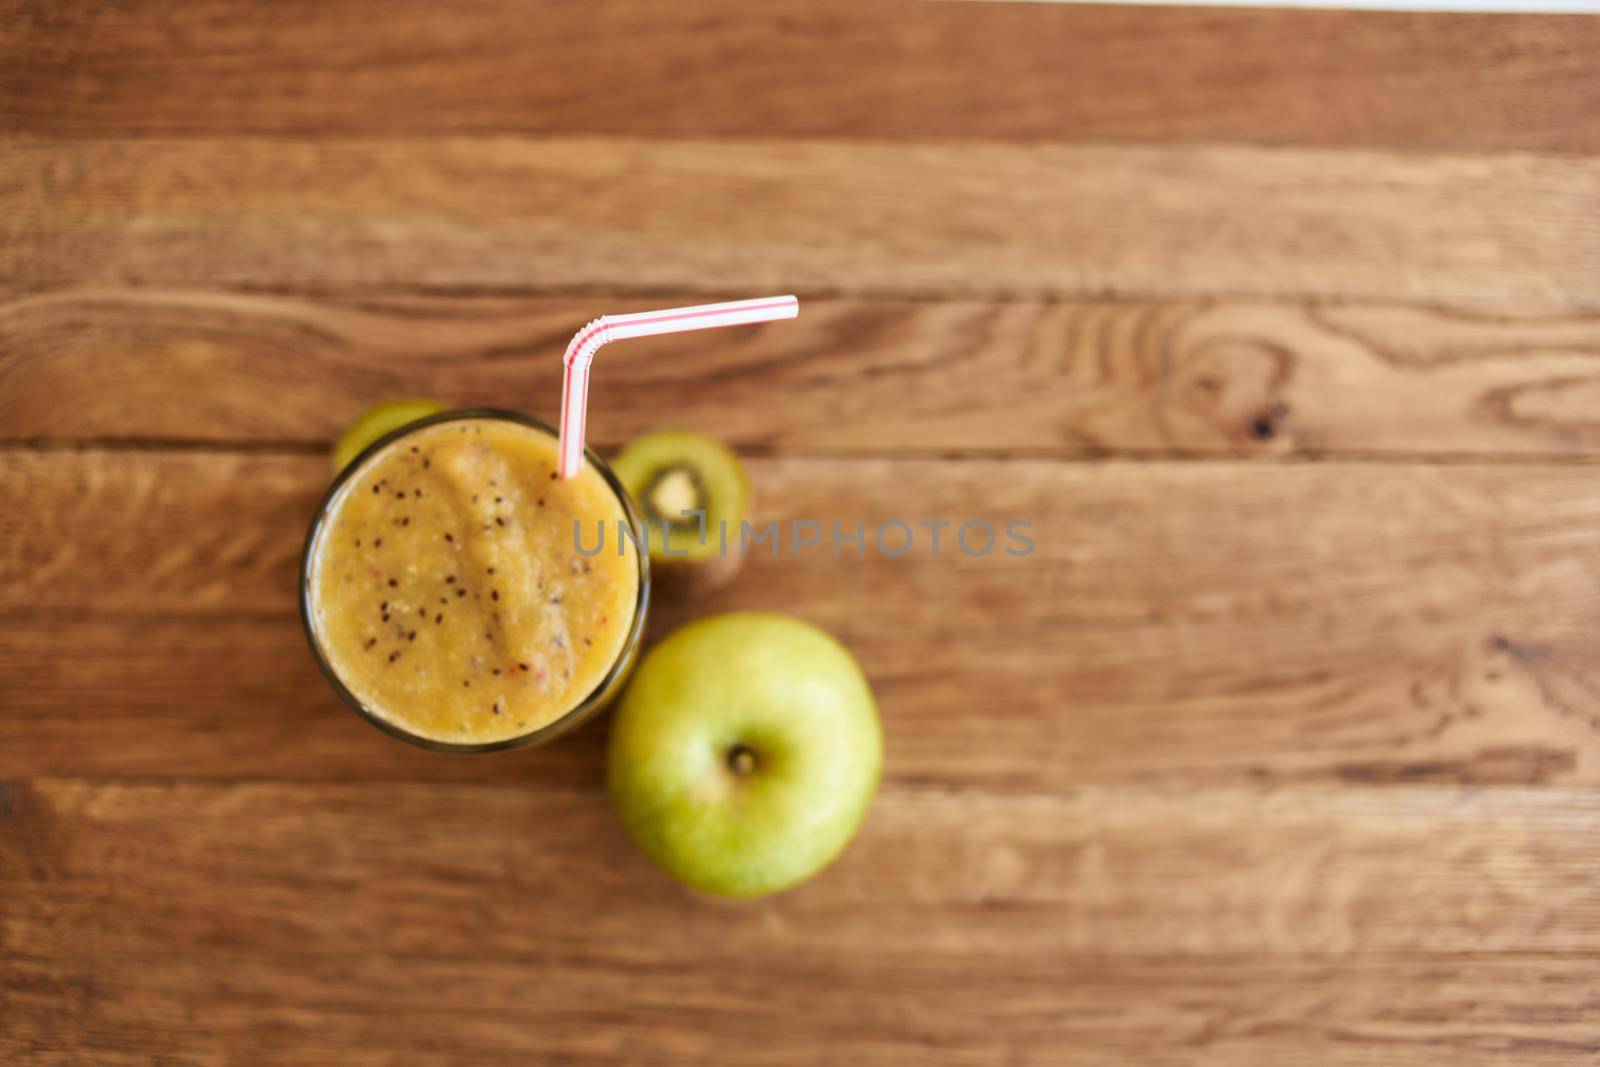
{"left": 726, "top": 744, "right": 758, "bottom": 776}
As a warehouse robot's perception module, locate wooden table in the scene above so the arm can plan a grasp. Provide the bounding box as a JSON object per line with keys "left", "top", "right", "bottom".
{"left": 5, "top": 2, "right": 1600, "bottom": 1062}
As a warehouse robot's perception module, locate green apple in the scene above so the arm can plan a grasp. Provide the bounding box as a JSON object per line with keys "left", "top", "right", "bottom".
{"left": 607, "top": 613, "right": 882, "bottom": 898}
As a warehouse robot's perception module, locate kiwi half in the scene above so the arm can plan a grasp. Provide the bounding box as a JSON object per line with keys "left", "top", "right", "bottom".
{"left": 613, "top": 430, "right": 750, "bottom": 592}
{"left": 332, "top": 398, "right": 445, "bottom": 473}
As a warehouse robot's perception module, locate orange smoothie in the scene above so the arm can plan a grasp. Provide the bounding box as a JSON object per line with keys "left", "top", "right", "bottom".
{"left": 303, "top": 414, "right": 643, "bottom": 747}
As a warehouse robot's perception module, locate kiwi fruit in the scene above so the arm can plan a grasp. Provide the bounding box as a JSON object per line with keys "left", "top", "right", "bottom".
{"left": 332, "top": 398, "right": 445, "bottom": 473}
{"left": 612, "top": 430, "right": 750, "bottom": 592}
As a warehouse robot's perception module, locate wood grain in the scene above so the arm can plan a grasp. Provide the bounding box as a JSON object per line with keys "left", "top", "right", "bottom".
{"left": 8, "top": 3, "right": 1600, "bottom": 1061}
{"left": 7, "top": 450, "right": 1600, "bottom": 788}
{"left": 6, "top": 140, "right": 1598, "bottom": 305}
{"left": 4, "top": 779, "right": 1599, "bottom": 962}
{"left": 5, "top": 1, "right": 1599, "bottom": 154}
{"left": 8, "top": 289, "right": 1600, "bottom": 456}
{"left": 7, "top": 952, "right": 1594, "bottom": 1067}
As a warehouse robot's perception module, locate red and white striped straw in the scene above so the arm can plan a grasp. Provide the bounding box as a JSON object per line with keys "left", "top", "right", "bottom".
{"left": 557, "top": 295, "right": 799, "bottom": 479}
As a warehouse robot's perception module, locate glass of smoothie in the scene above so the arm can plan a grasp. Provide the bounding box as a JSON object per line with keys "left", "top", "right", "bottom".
{"left": 300, "top": 409, "right": 650, "bottom": 752}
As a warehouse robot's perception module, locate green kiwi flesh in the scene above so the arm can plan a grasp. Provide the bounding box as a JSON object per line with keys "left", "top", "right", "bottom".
{"left": 613, "top": 431, "right": 750, "bottom": 585}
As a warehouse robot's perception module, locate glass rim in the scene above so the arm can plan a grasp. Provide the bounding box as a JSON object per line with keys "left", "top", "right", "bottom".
{"left": 299, "top": 407, "right": 651, "bottom": 753}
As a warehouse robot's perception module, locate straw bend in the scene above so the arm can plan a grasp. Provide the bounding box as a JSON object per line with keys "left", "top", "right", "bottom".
{"left": 564, "top": 317, "right": 615, "bottom": 373}
{"left": 557, "top": 296, "right": 799, "bottom": 479}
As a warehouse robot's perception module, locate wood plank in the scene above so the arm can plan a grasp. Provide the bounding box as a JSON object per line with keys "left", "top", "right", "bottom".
{"left": 4, "top": 951, "right": 1594, "bottom": 1066}
{"left": 4, "top": 1, "right": 1599, "bottom": 154}
{"left": 4, "top": 779, "right": 1598, "bottom": 961}
{"left": 6, "top": 451, "right": 1600, "bottom": 787}
{"left": 8, "top": 289, "right": 1600, "bottom": 457}
{"left": 5, "top": 140, "right": 1598, "bottom": 305}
